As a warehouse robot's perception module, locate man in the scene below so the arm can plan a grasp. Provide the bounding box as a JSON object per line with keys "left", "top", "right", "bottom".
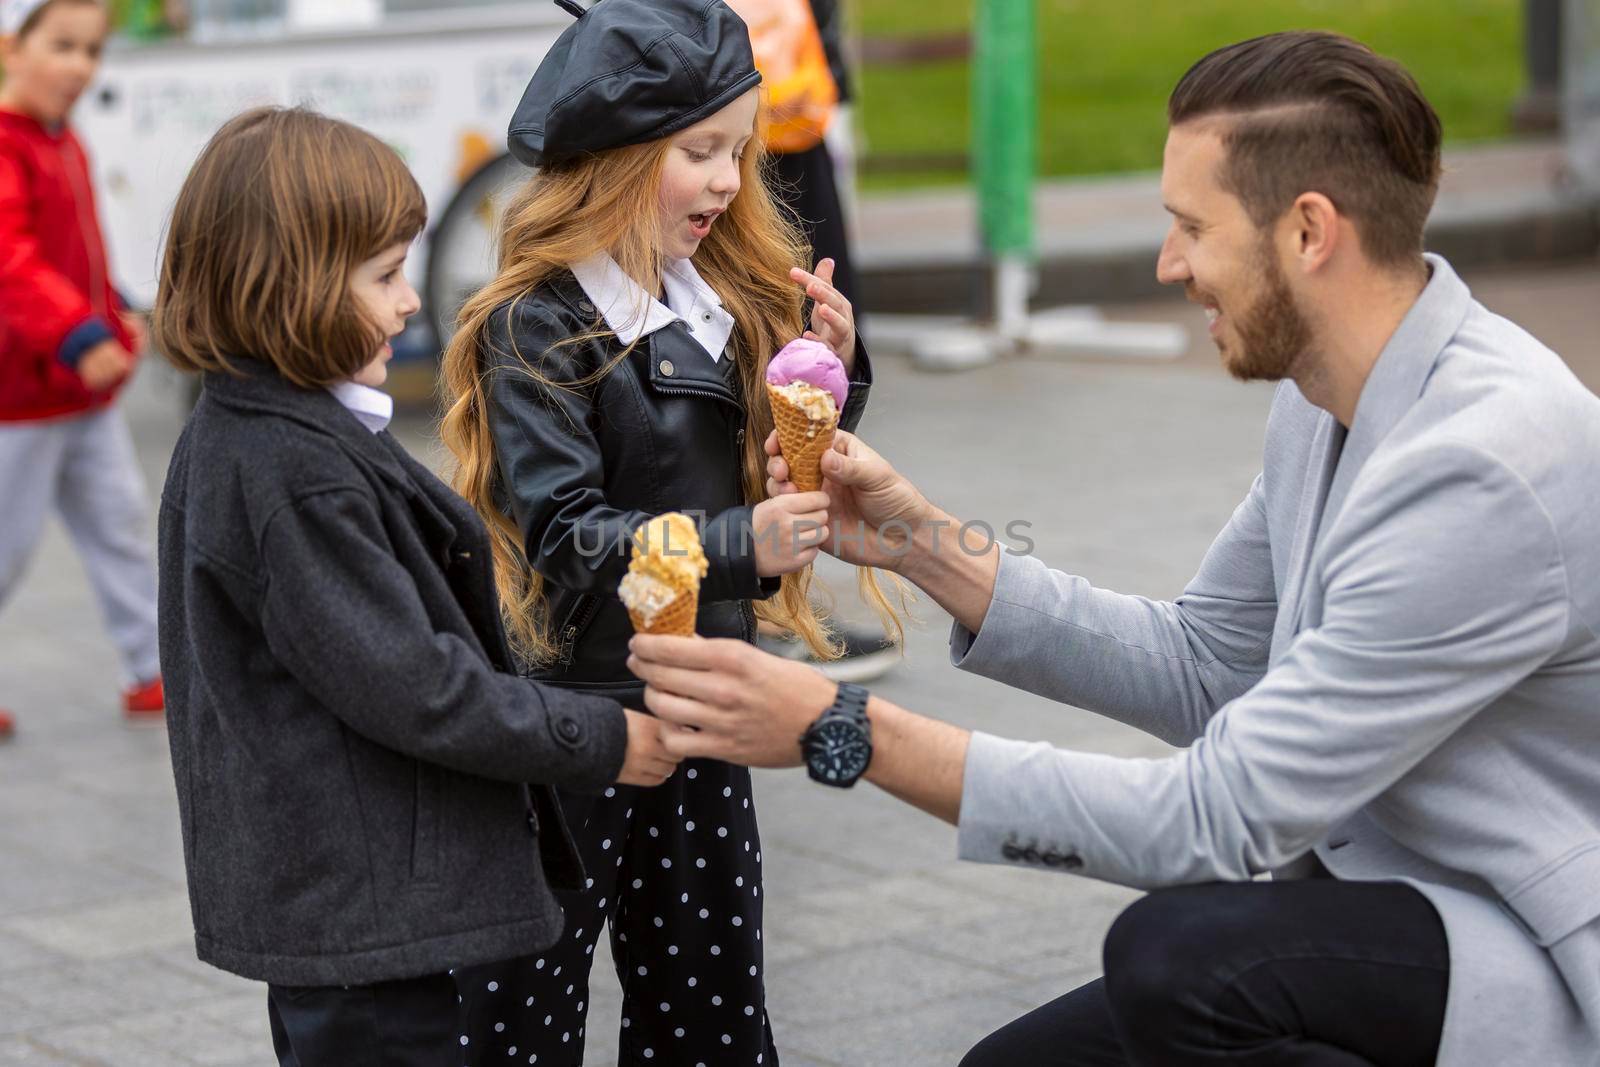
{"left": 627, "top": 30, "right": 1600, "bottom": 1065}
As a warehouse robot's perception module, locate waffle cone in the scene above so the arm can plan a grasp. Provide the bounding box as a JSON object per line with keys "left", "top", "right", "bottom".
{"left": 766, "top": 382, "right": 839, "bottom": 493}
{"left": 626, "top": 585, "right": 699, "bottom": 636}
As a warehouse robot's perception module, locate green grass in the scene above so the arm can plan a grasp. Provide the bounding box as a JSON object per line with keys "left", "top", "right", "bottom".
{"left": 854, "top": 0, "right": 1524, "bottom": 189}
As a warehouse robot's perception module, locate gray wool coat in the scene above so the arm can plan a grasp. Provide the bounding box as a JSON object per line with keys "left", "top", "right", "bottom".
{"left": 954, "top": 257, "right": 1600, "bottom": 1065}
{"left": 157, "top": 363, "right": 628, "bottom": 987}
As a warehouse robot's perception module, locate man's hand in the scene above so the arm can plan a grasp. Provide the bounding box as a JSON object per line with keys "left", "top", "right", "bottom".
{"left": 615, "top": 709, "right": 685, "bottom": 787}
{"left": 78, "top": 339, "right": 134, "bottom": 392}
{"left": 768, "top": 428, "right": 1001, "bottom": 634}
{"left": 765, "top": 429, "right": 931, "bottom": 571}
{"left": 630, "top": 632, "right": 974, "bottom": 824}
{"left": 627, "top": 635, "right": 836, "bottom": 767}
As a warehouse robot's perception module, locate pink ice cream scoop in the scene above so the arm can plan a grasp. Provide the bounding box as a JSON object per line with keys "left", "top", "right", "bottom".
{"left": 765, "top": 338, "right": 849, "bottom": 411}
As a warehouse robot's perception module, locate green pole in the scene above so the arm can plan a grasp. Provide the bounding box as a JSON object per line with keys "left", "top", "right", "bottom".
{"left": 115, "top": 0, "right": 170, "bottom": 40}
{"left": 973, "top": 0, "right": 1036, "bottom": 259}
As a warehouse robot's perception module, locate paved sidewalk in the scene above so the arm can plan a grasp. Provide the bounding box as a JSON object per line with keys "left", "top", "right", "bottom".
{"left": 2, "top": 261, "right": 1597, "bottom": 1065}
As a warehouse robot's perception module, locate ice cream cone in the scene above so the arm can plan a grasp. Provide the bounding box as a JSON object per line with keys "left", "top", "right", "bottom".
{"left": 619, "top": 513, "right": 708, "bottom": 636}
{"left": 623, "top": 575, "right": 700, "bottom": 636}
{"left": 766, "top": 381, "right": 839, "bottom": 493}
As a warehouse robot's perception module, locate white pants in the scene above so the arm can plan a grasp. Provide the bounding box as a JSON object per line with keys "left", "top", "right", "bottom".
{"left": 0, "top": 407, "right": 161, "bottom": 686}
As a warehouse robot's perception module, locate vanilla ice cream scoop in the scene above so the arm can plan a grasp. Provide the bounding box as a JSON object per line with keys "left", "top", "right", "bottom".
{"left": 618, "top": 513, "right": 708, "bottom": 635}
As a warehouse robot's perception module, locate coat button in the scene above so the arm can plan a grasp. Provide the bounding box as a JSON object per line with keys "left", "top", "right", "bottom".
{"left": 735, "top": 428, "right": 746, "bottom": 447}
{"left": 579, "top": 300, "right": 595, "bottom": 315}
{"left": 1001, "top": 843, "right": 1022, "bottom": 861}
{"left": 558, "top": 719, "right": 581, "bottom": 742}
{"left": 659, "top": 359, "right": 675, "bottom": 377}
{"left": 1022, "top": 847, "right": 1042, "bottom": 865}
{"left": 1041, "top": 850, "right": 1064, "bottom": 868}
{"left": 702, "top": 311, "right": 713, "bottom": 323}
{"left": 457, "top": 550, "right": 473, "bottom": 561}
{"left": 527, "top": 810, "right": 540, "bottom": 836}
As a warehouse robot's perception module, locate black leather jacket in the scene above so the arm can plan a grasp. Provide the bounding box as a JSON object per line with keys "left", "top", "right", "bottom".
{"left": 483, "top": 270, "right": 871, "bottom": 703}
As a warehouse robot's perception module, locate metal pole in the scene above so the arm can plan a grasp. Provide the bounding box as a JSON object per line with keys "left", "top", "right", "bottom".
{"left": 903, "top": 0, "right": 1187, "bottom": 368}
{"left": 973, "top": 0, "right": 1035, "bottom": 345}
{"left": 1514, "top": 0, "right": 1564, "bottom": 131}
{"left": 1564, "top": 0, "right": 1600, "bottom": 195}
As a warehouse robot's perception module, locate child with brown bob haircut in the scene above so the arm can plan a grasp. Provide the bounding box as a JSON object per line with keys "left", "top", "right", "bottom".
{"left": 152, "top": 106, "right": 682, "bottom": 1065}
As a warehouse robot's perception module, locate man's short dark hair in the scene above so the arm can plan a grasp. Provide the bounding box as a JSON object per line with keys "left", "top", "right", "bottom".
{"left": 1167, "top": 31, "right": 1442, "bottom": 266}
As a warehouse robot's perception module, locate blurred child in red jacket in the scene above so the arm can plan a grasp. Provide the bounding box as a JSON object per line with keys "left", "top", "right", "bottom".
{"left": 0, "top": 0, "right": 163, "bottom": 739}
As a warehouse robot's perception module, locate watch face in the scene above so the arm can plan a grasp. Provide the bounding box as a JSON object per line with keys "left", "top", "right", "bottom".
{"left": 809, "top": 718, "right": 871, "bottom": 783}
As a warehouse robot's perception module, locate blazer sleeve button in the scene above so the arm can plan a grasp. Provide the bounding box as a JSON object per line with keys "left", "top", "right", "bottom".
{"left": 1063, "top": 854, "right": 1084, "bottom": 870}
{"left": 558, "top": 719, "right": 582, "bottom": 742}
{"left": 1022, "top": 847, "right": 1042, "bottom": 865}
{"left": 1001, "top": 843, "right": 1023, "bottom": 861}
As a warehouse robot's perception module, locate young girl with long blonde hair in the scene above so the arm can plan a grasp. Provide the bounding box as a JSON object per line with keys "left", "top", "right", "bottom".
{"left": 441, "top": 0, "right": 898, "bottom": 1061}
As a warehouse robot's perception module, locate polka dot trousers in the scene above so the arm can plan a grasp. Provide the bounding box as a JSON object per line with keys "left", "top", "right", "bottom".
{"left": 457, "top": 757, "right": 776, "bottom": 1066}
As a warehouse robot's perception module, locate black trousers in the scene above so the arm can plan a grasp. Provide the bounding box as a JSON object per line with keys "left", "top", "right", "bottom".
{"left": 767, "top": 141, "right": 859, "bottom": 312}
{"left": 266, "top": 972, "right": 459, "bottom": 1067}
{"left": 457, "top": 758, "right": 774, "bottom": 1065}
{"left": 961, "top": 878, "right": 1450, "bottom": 1067}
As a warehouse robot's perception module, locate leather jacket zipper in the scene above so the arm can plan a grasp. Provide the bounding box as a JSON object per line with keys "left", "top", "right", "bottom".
{"left": 556, "top": 594, "right": 600, "bottom": 667}
{"left": 732, "top": 415, "right": 755, "bottom": 643}
{"left": 652, "top": 381, "right": 745, "bottom": 414}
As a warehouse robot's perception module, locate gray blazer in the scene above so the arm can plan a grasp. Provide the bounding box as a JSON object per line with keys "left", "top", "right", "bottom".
{"left": 951, "top": 256, "right": 1600, "bottom": 1065}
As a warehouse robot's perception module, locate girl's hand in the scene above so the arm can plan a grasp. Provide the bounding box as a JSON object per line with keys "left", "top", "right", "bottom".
{"left": 77, "top": 340, "right": 134, "bottom": 392}
{"left": 790, "top": 258, "right": 856, "bottom": 371}
{"left": 751, "top": 491, "right": 830, "bottom": 577}
{"left": 615, "top": 709, "right": 684, "bottom": 787}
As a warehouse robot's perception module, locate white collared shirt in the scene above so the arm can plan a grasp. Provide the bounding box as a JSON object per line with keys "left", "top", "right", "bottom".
{"left": 570, "top": 253, "right": 735, "bottom": 363}
{"left": 326, "top": 380, "right": 394, "bottom": 434}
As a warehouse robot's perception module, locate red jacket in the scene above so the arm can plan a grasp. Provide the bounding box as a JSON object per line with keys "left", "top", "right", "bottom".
{"left": 0, "top": 108, "right": 137, "bottom": 422}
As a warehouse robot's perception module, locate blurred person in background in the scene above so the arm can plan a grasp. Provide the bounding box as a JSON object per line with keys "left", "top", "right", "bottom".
{"left": 0, "top": 0, "right": 163, "bottom": 741}
{"left": 738, "top": 0, "right": 902, "bottom": 683}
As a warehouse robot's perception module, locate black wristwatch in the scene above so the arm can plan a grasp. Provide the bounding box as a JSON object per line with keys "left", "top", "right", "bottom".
{"left": 801, "top": 682, "right": 872, "bottom": 788}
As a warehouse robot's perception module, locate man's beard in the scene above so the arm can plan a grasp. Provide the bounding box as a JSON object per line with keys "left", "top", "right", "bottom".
{"left": 1221, "top": 241, "right": 1313, "bottom": 383}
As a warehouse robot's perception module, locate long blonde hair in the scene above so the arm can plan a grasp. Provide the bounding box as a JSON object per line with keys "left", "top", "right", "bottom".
{"left": 440, "top": 133, "right": 907, "bottom": 667}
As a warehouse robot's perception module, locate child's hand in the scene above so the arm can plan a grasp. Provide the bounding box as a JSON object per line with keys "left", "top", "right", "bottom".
{"left": 616, "top": 709, "right": 684, "bottom": 787}
{"left": 790, "top": 258, "right": 856, "bottom": 371}
{"left": 78, "top": 340, "right": 134, "bottom": 392}
{"left": 752, "top": 491, "right": 830, "bottom": 577}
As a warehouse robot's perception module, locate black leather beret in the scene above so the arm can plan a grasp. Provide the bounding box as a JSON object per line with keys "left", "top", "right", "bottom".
{"left": 508, "top": 0, "right": 763, "bottom": 167}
